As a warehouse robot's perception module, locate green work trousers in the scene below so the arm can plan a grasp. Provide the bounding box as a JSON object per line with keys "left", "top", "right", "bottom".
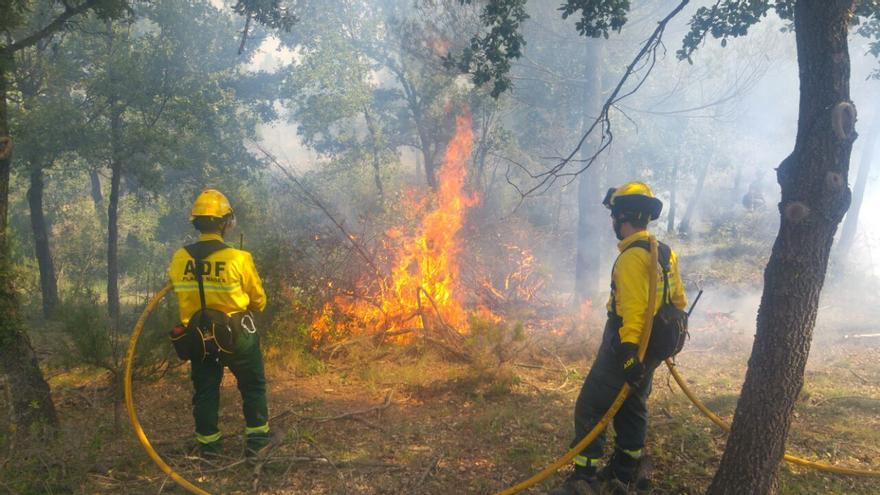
{"left": 571, "top": 317, "right": 659, "bottom": 459}
{"left": 190, "top": 328, "right": 268, "bottom": 445}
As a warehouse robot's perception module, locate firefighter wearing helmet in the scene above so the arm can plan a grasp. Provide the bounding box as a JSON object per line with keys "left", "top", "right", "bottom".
{"left": 168, "top": 189, "right": 271, "bottom": 459}
{"left": 551, "top": 182, "right": 688, "bottom": 494}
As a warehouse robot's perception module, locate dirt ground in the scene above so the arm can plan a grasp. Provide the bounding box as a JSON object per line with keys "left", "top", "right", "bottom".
{"left": 19, "top": 315, "right": 874, "bottom": 495}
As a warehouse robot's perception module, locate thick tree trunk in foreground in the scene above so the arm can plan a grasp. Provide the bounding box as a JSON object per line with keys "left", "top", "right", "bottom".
{"left": 837, "top": 103, "right": 879, "bottom": 256}
{"left": 574, "top": 40, "right": 603, "bottom": 303}
{"left": 0, "top": 56, "right": 58, "bottom": 430}
{"left": 27, "top": 165, "right": 59, "bottom": 318}
{"left": 107, "top": 109, "right": 122, "bottom": 324}
{"left": 707, "top": 2, "right": 855, "bottom": 494}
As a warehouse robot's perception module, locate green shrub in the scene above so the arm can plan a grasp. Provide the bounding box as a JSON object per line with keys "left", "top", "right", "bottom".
{"left": 461, "top": 315, "right": 526, "bottom": 397}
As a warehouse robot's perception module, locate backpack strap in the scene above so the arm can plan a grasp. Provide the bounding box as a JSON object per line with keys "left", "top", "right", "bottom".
{"left": 611, "top": 239, "right": 672, "bottom": 313}
{"left": 183, "top": 240, "right": 230, "bottom": 318}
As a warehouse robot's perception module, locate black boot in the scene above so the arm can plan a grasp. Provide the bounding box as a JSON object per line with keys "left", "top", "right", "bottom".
{"left": 548, "top": 466, "right": 600, "bottom": 495}
{"left": 598, "top": 449, "right": 654, "bottom": 494}
{"left": 600, "top": 448, "right": 639, "bottom": 483}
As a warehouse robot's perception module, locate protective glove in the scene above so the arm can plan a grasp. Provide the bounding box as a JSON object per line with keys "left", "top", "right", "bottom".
{"left": 619, "top": 342, "right": 645, "bottom": 387}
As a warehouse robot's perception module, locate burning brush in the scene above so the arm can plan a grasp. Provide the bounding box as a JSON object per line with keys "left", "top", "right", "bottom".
{"left": 311, "top": 111, "right": 491, "bottom": 348}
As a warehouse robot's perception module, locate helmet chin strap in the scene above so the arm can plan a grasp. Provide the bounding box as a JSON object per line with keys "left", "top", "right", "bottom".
{"left": 612, "top": 212, "right": 645, "bottom": 240}
{"left": 218, "top": 213, "right": 235, "bottom": 237}
{"left": 613, "top": 218, "right": 625, "bottom": 240}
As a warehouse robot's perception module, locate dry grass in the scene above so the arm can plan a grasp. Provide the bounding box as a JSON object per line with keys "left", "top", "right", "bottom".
{"left": 1, "top": 324, "right": 879, "bottom": 494}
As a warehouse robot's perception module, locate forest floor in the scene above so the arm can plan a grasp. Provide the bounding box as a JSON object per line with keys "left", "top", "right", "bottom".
{"left": 5, "top": 305, "right": 879, "bottom": 495}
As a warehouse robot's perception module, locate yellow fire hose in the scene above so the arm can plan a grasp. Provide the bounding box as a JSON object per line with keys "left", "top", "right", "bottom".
{"left": 493, "top": 236, "right": 662, "bottom": 495}
{"left": 665, "top": 360, "right": 880, "bottom": 477}
{"left": 497, "top": 235, "right": 879, "bottom": 494}
{"left": 123, "top": 283, "right": 210, "bottom": 495}
{"left": 124, "top": 237, "right": 877, "bottom": 495}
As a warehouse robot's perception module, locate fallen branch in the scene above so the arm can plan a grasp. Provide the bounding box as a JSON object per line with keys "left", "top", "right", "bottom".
{"left": 849, "top": 369, "right": 871, "bottom": 385}
{"left": 200, "top": 458, "right": 249, "bottom": 473}
{"left": 321, "top": 328, "right": 417, "bottom": 355}
{"left": 413, "top": 453, "right": 443, "bottom": 491}
{"left": 812, "top": 395, "right": 880, "bottom": 407}
{"left": 417, "top": 286, "right": 465, "bottom": 345}
{"left": 268, "top": 455, "right": 398, "bottom": 469}
{"left": 201, "top": 453, "right": 399, "bottom": 472}
{"left": 513, "top": 362, "right": 565, "bottom": 372}
{"left": 307, "top": 436, "right": 345, "bottom": 484}
{"left": 422, "top": 335, "right": 473, "bottom": 363}
{"left": 314, "top": 390, "right": 394, "bottom": 423}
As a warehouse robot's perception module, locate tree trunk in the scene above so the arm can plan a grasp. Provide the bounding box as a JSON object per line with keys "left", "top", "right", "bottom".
{"left": 575, "top": 171, "right": 601, "bottom": 301}
{"left": 419, "top": 134, "right": 437, "bottom": 190}
{"left": 667, "top": 160, "right": 677, "bottom": 234}
{"left": 107, "top": 109, "right": 122, "bottom": 324}
{"left": 89, "top": 167, "right": 106, "bottom": 224}
{"left": 27, "top": 165, "right": 59, "bottom": 318}
{"left": 0, "top": 54, "right": 58, "bottom": 431}
{"left": 707, "top": 2, "right": 855, "bottom": 494}
{"left": 678, "top": 158, "right": 711, "bottom": 236}
{"left": 836, "top": 102, "right": 879, "bottom": 256}
{"left": 363, "top": 108, "right": 384, "bottom": 199}
{"left": 574, "top": 40, "right": 603, "bottom": 303}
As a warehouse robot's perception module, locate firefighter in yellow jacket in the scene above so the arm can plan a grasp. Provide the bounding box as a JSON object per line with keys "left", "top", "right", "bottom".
{"left": 551, "top": 182, "right": 687, "bottom": 495}
{"left": 168, "top": 189, "right": 270, "bottom": 458}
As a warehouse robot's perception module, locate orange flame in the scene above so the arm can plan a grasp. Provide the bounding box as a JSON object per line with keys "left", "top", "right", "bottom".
{"left": 311, "top": 112, "right": 477, "bottom": 345}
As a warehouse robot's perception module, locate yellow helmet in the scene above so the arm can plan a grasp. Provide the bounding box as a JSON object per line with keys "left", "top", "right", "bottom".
{"left": 191, "top": 189, "right": 233, "bottom": 219}
{"left": 602, "top": 181, "right": 663, "bottom": 221}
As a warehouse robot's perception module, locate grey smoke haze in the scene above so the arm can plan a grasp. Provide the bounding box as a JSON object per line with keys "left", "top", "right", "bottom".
{"left": 248, "top": 1, "right": 880, "bottom": 349}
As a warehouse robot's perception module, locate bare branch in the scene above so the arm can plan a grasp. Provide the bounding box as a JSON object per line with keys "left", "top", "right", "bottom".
{"left": 514, "top": 0, "right": 691, "bottom": 198}
{"left": 7, "top": 0, "right": 101, "bottom": 54}
{"left": 249, "top": 140, "right": 383, "bottom": 277}
{"left": 238, "top": 13, "right": 252, "bottom": 56}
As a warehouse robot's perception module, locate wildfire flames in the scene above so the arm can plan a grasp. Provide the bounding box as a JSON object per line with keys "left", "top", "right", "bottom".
{"left": 311, "top": 112, "right": 478, "bottom": 344}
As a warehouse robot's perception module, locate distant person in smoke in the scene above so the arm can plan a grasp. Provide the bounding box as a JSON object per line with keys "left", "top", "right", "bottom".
{"left": 742, "top": 172, "right": 767, "bottom": 211}
{"left": 168, "top": 189, "right": 272, "bottom": 460}
{"left": 550, "top": 181, "right": 688, "bottom": 495}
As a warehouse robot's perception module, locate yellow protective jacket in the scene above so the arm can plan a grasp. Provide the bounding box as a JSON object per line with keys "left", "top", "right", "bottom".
{"left": 605, "top": 230, "right": 687, "bottom": 345}
{"left": 169, "top": 233, "right": 267, "bottom": 325}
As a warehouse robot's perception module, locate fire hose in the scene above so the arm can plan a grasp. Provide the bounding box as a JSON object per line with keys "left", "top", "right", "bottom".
{"left": 123, "top": 283, "right": 210, "bottom": 495}
{"left": 496, "top": 237, "right": 879, "bottom": 494}
{"left": 124, "top": 237, "right": 877, "bottom": 495}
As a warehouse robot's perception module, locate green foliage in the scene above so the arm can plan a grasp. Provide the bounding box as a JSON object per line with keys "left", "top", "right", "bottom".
{"left": 280, "top": 0, "right": 490, "bottom": 193}
{"left": 856, "top": 1, "right": 880, "bottom": 78}
{"left": 233, "top": 0, "right": 298, "bottom": 32}
{"left": 678, "top": 1, "right": 792, "bottom": 62}
{"left": 262, "top": 284, "right": 327, "bottom": 374}
{"left": 0, "top": 0, "right": 30, "bottom": 36}
{"left": 67, "top": 0, "right": 265, "bottom": 193}
{"left": 446, "top": 0, "right": 529, "bottom": 97}
{"left": 461, "top": 315, "right": 525, "bottom": 397}
{"left": 453, "top": 0, "right": 880, "bottom": 94}
{"left": 58, "top": 291, "right": 112, "bottom": 369}
{"left": 558, "top": 0, "right": 630, "bottom": 38}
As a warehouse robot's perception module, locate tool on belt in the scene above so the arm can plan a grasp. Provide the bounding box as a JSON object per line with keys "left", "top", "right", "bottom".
{"left": 170, "top": 240, "right": 256, "bottom": 361}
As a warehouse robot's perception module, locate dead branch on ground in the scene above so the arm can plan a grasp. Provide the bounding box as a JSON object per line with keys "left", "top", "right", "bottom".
{"left": 314, "top": 390, "right": 394, "bottom": 423}
{"left": 413, "top": 452, "right": 443, "bottom": 492}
